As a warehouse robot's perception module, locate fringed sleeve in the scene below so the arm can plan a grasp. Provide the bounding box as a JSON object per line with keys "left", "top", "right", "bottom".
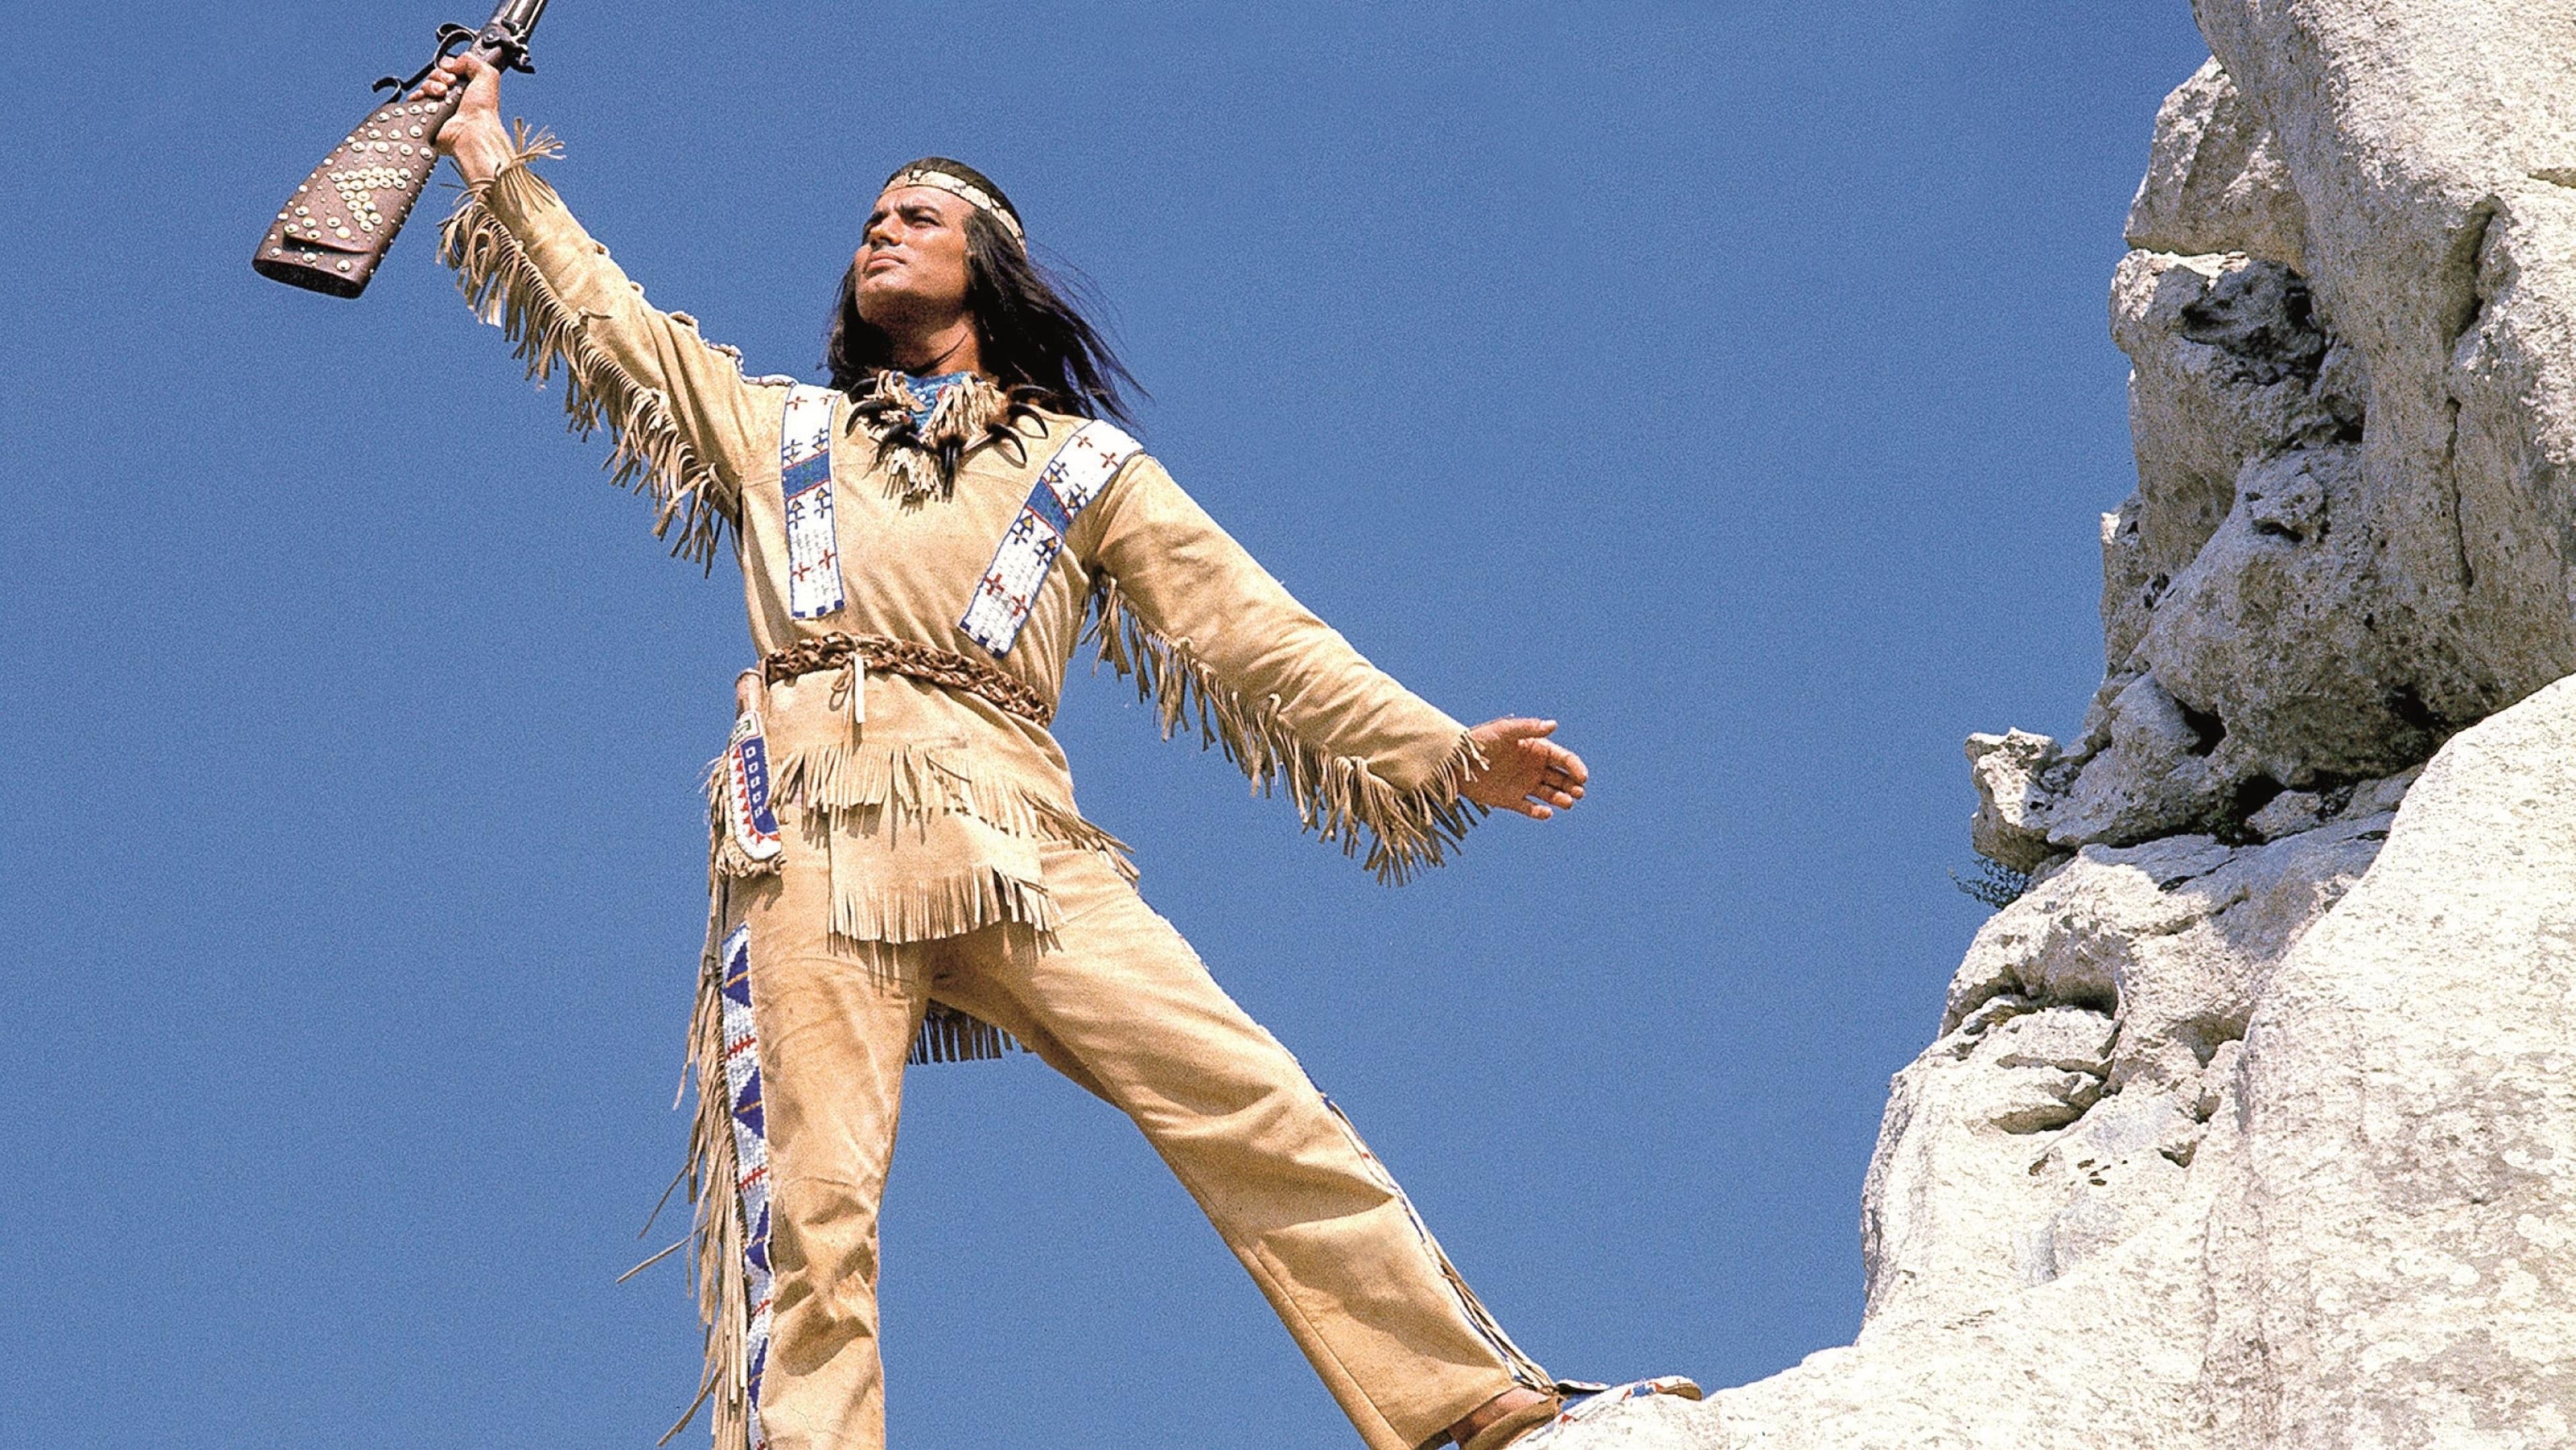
{"left": 1082, "top": 455, "right": 1487, "bottom": 884}
{"left": 438, "top": 129, "right": 773, "bottom": 566}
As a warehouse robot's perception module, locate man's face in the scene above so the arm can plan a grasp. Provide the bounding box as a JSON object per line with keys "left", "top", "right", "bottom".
{"left": 855, "top": 185, "right": 975, "bottom": 328}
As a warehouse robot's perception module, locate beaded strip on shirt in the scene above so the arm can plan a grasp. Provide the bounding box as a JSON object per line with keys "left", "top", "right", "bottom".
{"left": 959, "top": 419, "right": 1142, "bottom": 657}
{"left": 763, "top": 631, "right": 1055, "bottom": 727}
{"left": 778, "top": 385, "right": 846, "bottom": 619}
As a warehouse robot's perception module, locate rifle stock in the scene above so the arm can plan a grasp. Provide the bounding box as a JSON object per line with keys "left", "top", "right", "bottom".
{"left": 252, "top": 91, "right": 465, "bottom": 298}
{"left": 252, "top": 0, "right": 551, "bottom": 299}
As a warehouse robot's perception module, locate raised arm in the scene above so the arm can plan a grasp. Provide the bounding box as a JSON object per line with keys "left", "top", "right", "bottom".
{"left": 418, "top": 55, "right": 771, "bottom": 564}
{"left": 1083, "top": 455, "right": 1585, "bottom": 882}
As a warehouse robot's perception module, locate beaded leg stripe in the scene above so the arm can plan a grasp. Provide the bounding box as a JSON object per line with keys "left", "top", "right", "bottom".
{"left": 959, "top": 420, "right": 1141, "bottom": 656}
{"left": 718, "top": 924, "right": 776, "bottom": 1450}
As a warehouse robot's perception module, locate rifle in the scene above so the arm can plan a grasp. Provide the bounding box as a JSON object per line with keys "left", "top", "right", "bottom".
{"left": 252, "top": 0, "right": 554, "bottom": 299}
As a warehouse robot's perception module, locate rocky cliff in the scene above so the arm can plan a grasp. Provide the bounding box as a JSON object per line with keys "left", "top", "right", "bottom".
{"left": 1556, "top": 5, "right": 2576, "bottom": 1446}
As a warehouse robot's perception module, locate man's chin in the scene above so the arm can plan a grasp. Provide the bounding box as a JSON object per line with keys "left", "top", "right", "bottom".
{"left": 855, "top": 289, "right": 930, "bottom": 328}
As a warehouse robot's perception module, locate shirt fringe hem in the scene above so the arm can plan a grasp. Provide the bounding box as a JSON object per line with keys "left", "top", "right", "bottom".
{"left": 829, "top": 864, "right": 1063, "bottom": 947}
{"left": 776, "top": 740, "right": 1137, "bottom": 880}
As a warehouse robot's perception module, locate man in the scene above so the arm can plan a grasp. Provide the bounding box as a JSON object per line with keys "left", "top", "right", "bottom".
{"left": 413, "top": 51, "right": 1693, "bottom": 1450}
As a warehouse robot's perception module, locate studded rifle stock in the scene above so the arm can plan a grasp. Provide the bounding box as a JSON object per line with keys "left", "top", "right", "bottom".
{"left": 252, "top": 0, "right": 549, "bottom": 297}
{"left": 253, "top": 89, "right": 462, "bottom": 299}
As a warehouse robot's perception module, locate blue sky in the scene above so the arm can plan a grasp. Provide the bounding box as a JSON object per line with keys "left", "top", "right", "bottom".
{"left": 2, "top": 3, "right": 2209, "bottom": 1446}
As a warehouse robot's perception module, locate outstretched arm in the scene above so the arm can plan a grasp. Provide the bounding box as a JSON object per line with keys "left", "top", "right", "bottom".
{"left": 413, "top": 54, "right": 772, "bottom": 562}
{"left": 1083, "top": 455, "right": 1587, "bottom": 877}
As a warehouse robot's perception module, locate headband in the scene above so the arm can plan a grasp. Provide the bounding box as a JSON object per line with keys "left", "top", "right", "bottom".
{"left": 881, "top": 162, "right": 1026, "bottom": 245}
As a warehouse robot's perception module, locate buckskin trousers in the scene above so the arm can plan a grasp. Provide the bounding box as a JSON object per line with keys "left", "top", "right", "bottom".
{"left": 739, "top": 834, "right": 1544, "bottom": 1450}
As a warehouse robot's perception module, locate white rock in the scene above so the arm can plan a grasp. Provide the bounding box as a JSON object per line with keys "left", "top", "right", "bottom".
{"left": 2041, "top": 672, "right": 2260, "bottom": 849}
{"left": 1964, "top": 676, "right": 2271, "bottom": 862}
{"left": 1679, "top": 672, "right": 2576, "bottom": 1449}
{"left": 2098, "top": 497, "right": 2155, "bottom": 666}
{"left": 1976, "top": 7, "right": 2576, "bottom": 860}
{"left": 2126, "top": 57, "right": 2308, "bottom": 270}
{"left": 1677, "top": 11, "right": 2576, "bottom": 1445}
{"left": 2200, "top": 674, "right": 2576, "bottom": 1447}
{"left": 2142, "top": 442, "right": 2443, "bottom": 782}
{"left": 1699, "top": 1141, "right": 2235, "bottom": 1447}
{"left": 2112, "top": 250, "right": 2361, "bottom": 604}
{"left": 1962, "top": 729, "right": 2062, "bottom": 872}
{"left": 2332, "top": 764, "right": 2421, "bottom": 820}
{"left": 2157, "top": 2, "right": 2576, "bottom": 760}
{"left": 1863, "top": 819, "right": 2379, "bottom": 1328}
{"left": 1981, "top": 240, "right": 2389, "bottom": 846}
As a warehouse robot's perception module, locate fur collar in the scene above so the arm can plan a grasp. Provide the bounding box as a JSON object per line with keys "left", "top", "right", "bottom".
{"left": 848, "top": 369, "right": 1014, "bottom": 504}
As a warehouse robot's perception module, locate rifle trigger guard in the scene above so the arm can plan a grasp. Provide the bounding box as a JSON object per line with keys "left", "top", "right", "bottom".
{"left": 372, "top": 23, "right": 486, "bottom": 97}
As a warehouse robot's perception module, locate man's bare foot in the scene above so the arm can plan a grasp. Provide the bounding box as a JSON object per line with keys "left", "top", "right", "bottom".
{"left": 1449, "top": 1387, "right": 1552, "bottom": 1447}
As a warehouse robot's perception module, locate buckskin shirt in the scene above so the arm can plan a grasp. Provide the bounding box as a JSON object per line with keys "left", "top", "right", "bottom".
{"left": 443, "top": 142, "right": 1487, "bottom": 941}
{"left": 437, "top": 136, "right": 1562, "bottom": 1450}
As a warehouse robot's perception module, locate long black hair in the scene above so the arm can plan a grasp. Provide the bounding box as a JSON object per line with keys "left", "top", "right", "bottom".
{"left": 823, "top": 159, "right": 1139, "bottom": 425}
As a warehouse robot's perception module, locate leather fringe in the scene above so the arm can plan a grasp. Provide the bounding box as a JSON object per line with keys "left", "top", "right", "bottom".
{"left": 828, "top": 863, "right": 1061, "bottom": 946}
{"left": 678, "top": 872, "right": 754, "bottom": 1450}
{"left": 910, "top": 1004, "right": 1022, "bottom": 1065}
{"left": 775, "top": 741, "right": 1137, "bottom": 880}
{"left": 703, "top": 760, "right": 782, "bottom": 881}
{"left": 708, "top": 832, "right": 780, "bottom": 882}
{"left": 438, "top": 127, "right": 734, "bottom": 568}
{"left": 1087, "top": 579, "right": 1488, "bottom": 884}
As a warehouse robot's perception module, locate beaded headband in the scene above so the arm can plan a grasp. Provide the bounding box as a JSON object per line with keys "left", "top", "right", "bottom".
{"left": 880, "top": 160, "right": 1026, "bottom": 245}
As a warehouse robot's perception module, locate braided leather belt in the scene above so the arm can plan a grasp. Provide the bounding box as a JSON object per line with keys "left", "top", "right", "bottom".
{"left": 762, "top": 632, "right": 1055, "bottom": 727}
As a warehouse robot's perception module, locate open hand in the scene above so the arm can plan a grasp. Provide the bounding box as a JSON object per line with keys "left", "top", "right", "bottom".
{"left": 1460, "top": 717, "right": 1587, "bottom": 819}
